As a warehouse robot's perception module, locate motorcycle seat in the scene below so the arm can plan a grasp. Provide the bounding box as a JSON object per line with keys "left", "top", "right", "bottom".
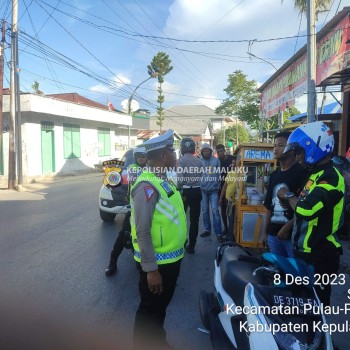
{"left": 220, "top": 247, "right": 267, "bottom": 307}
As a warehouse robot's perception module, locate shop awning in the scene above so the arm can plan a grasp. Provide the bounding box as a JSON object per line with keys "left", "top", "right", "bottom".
{"left": 288, "top": 102, "right": 342, "bottom": 121}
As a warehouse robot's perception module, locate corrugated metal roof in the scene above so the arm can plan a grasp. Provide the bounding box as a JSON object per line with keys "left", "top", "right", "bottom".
{"left": 150, "top": 105, "right": 219, "bottom": 135}
{"left": 288, "top": 102, "right": 342, "bottom": 121}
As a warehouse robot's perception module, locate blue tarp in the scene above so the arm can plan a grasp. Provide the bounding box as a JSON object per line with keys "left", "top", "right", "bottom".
{"left": 288, "top": 102, "right": 342, "bottom": 121}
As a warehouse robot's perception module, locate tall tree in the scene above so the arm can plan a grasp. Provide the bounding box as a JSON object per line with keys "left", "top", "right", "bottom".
{"left": 216, "top": 70, "right": 261, "bottom": 130}
{"left": 147, "top": 52, "right": 173, "bottom": 133}
{"left": 214, "top": 123, "right": 250, "bottom": 146}
{"left": 284, "top": 0, "right": 332, "bottom": 14}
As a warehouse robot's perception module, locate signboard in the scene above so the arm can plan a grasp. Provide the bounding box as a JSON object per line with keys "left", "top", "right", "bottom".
{"left": 244, "top": 149, "right": 273, "bottom": 160}
{"left": 260, "top": 14, "right": 350, "bottom": 118}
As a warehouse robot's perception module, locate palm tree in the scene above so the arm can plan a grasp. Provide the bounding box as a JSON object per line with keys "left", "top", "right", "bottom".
{"left": 147, "top": 52, "right": 173, "bottom": 133}
{"left": 286, "top": 0, "right": 332, "bottom": 14}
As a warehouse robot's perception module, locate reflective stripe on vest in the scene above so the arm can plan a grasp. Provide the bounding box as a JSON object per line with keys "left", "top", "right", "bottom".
{"left": 133, "top": 247, "right": 184, "bottom": 262}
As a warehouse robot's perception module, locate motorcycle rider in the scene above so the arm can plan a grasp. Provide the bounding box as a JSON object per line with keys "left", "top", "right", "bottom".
{"left": 277, "top": 121, "right": 345, "bottom": 306}
{"left": 105, "top": 146, "right": 147, "bottom": 276}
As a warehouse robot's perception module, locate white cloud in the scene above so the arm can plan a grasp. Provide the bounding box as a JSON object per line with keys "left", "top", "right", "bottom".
{"left": 113, "top": 74, "right": 130, "bottom": 86}
{"left": 90, "top": 74, "right": 130, "bottom": 94}
{"left": 89, "top": 84, "right": 113, "bottom": 94}
{"left": 155, "top": 0, "right": 345, "bottom": 113}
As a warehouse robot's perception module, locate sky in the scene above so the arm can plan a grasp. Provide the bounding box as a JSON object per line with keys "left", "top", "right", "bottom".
{"left": 1, "top": 0, "right": 348, "bottom": 115}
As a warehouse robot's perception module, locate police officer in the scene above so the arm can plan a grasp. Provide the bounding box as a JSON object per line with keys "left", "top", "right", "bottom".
{"left": 277, "top": 121, "right": 345, "bottom": 306}
{"left": 131, "top": 130, "right": 187, "bottom": 348}
{"left": 105, "top": 146, "right": 147, "bottom": 276}
{"left": 177, "top": 138, "right": 202, "bottom": 253}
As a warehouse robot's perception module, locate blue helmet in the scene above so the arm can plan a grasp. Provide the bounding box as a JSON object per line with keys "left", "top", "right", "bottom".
{"left": 283, "top": 121, "right": 334, "bottom": 166}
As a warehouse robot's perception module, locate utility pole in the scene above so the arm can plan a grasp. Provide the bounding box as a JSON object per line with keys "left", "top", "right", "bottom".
{"left": 14, "top": 0, "right": 22, "bottom": 188}
{"left": 8, "top": 0, "right": 22, "bottom": 190}
{"left": 307, "top": 0, "right": 317, "bottom": 123}
{"left": 8, "top": 0, "right": 17, "bottom": 189}
{"left": 0, "top": 20, "right": 6, "bottom": 174}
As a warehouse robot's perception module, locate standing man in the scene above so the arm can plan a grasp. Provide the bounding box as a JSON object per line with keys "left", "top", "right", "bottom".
{"left": 277, "top": 122, "right": 344, "bottom": 306}
{"left": 199, "top": 143, "right": 223, "bottom": 242}
{"left": 263, "top": 132, "right": 307, "bottom": 258}
{"left": 131, "top": 130, "right": 187, "bottom": 348}
{"left": 219, "top": 156, "right": 240, "bottom": 241}
{"left": 105, "top": 147, "right": 147, "bottom": 276}
{"left": 216, "top": 144, "right": 235, "bottom": 236}
{"left": 177, "top": 138, "right": 202, "bottom": 253}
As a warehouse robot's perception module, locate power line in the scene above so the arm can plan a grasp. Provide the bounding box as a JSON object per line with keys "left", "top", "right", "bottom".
{"left": 22, "top": 0, "right": 64, "bottom": 92}
{"left": 132, "top": 0, "right": 215, "bottom": 95}
{"left": 293, "top": 14, "right": 303, "bottom": 55}
{"left": 33, "top": 0, "right": 329, "bottom": 45}
{"left": 191, "top": 0, "right": 246, "bottom": 41}
{"left": 0, "top": 0, "right": 11, "bottom": 21}
{"left": 34, "top": 0, "right": 135, "bottom": 95}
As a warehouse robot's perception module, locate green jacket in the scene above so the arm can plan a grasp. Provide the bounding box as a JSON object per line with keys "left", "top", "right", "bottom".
{"left": 131, "top": 171, "right": 187, "bottom": 265}
{"left": 292, "top": 161, "right": 344, "bottom": 259}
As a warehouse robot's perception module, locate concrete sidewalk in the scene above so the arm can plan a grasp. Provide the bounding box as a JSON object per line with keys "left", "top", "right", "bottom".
{"left": 0, "top": 171, "right": 103, "bottom": 201}
{"left": 0, "top": 171, "right": 103, "bottom": 197}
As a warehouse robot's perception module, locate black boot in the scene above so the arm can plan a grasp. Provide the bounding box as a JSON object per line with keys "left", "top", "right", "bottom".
{"left": 185, "top": 243, "right": 195, "bottom": 254}
{"left": 105, "top": 261, "right": 117, "bottom": 276}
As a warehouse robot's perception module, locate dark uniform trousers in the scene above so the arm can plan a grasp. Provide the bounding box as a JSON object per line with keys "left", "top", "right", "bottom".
{"left": 109, "top": 212, "right": 131, "bottom": 263}
{"left": 183, "top": 187, "right": 202, "bottom": 249}
{"left": 133, "top": 259, "right": 182, "bottom": 349}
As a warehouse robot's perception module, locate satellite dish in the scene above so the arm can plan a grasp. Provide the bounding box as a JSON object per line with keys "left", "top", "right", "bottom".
{"left": 121, "top": 99, "right": 140, "bottom": 113}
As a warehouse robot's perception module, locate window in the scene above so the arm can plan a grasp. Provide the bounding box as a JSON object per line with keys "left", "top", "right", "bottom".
{"left": 98, "top": 128, "right": 111, "bottom": 156}
{"left": 63, "top": 124, "right": 81, "bottom": 159}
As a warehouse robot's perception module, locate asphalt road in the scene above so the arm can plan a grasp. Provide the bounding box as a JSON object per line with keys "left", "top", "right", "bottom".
{"left": 0, "top": 173, "right": 214, "bottom": 350}
{"left": 1, "top": 173, "right": 349, "bottom": 349}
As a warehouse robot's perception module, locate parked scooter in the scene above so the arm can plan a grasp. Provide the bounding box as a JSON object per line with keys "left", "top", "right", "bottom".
{"left": 199, "top": 242, "right": 333, "bottom": 350}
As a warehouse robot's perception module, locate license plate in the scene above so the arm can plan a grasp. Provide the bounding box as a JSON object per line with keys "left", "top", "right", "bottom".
{"left": 273, "top": 295, "right": 317, "bottom": 314}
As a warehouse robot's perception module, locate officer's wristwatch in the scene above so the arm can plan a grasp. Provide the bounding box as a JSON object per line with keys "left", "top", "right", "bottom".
{"left": 284, "top": 191, "right": 295, "bottom": 199}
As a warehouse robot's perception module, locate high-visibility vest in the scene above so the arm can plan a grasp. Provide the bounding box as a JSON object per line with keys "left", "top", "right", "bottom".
{"left": 131, "top": 171, "right": 187, "bottom": 265}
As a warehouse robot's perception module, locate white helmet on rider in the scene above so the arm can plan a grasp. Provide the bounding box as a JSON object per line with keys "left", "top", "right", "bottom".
{"left": 283, "top": 121, "right": 334, "bottom": 166}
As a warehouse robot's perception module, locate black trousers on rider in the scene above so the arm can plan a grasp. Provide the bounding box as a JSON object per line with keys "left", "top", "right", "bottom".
{"left": 182, "top": 187, "right": 202, "bottom": 249}
{"left": 109, "top": 212, "right": 131, "bottom": 264}
{"left": 313, "top": 245, "right": 341, "bottom": 307}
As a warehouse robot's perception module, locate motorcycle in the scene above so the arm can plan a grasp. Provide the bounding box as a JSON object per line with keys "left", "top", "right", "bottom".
{"left": 199, "top": 242, "right": 333, "bottom": 350}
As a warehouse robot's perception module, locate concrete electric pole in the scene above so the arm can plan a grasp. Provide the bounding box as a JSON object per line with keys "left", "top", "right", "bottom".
{"left": 307, "top": 0, "right": 317, "bottom": 123}
{"left": 0, "top": 20, "right": 5, "bottom": 174}
{"left": 8, "top": 0, "right": 23, "bottom": 190}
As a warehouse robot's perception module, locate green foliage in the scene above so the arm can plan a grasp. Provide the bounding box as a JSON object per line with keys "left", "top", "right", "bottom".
{"left": 148, "top": 52, "right": 173, "bottom": 132}
{"left": 261, "top": 105, "right": 301, "bottom": 132}
{"left": 215, "top": 70, "right": 261, "bottom": 130}
{"left": 282, "top": 0, "right": 332, "bottom": 15}
{"left": 214, "top": 123, "right": 250, "bottom": 146}
{"left": 31, "top": 81, "right": 43, "bottom": 95}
